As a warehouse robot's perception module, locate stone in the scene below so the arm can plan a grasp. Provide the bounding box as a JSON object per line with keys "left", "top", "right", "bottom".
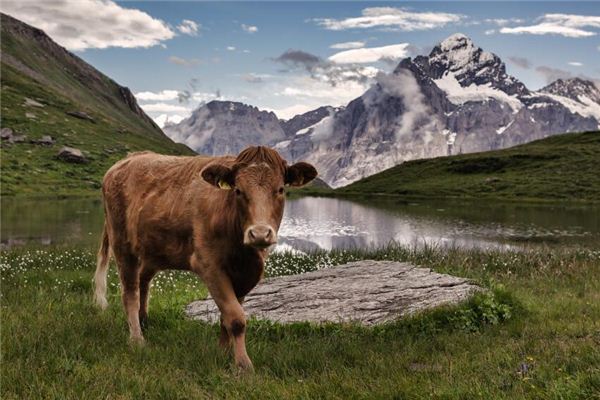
{"left": 11, "top": 135, "right": 27, "bottom": 143}
{"left": 186, "top": 260, "right": 482, "bottom": 326}
{"left": 25, "top": 112, "right": 36, "bottom": 119}
{"left": 24, "top": 97, "right": 44, "bottom": 107}
{"left": 56, "top": 146, "right": 87, "bottom": 163}
{"left": 33, "top": 135, "right": 54, "bottom": 146}
{"left": 1, "top": 128, "right": 13, "bottom": 140}
{"left": 66, "top": 111, "right": 95, "bottom": 123}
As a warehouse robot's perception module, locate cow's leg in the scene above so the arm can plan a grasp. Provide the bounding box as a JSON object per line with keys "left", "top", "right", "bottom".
{"left": 219, "top": 296, "right": 245, "bottom": 349}
{"left": 191, "top": 257, "right": 253, "bottom": 371}
{"left": 114, "top": 250, "right": 143, "bottom": 344}
{"left": 139, "top": 266, "right": 158, "bottom": 331}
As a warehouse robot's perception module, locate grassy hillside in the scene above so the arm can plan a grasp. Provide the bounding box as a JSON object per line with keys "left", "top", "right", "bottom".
{"left": 0, "top": 13, "right": 193, "bottom": 197}
{"left": 327, "top": 131, "right": 600, "bottom": 203}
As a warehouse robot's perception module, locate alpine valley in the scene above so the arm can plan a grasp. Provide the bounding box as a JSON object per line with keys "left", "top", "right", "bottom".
{"left": 164, "top": 34, "right": 600, "bottom": 188}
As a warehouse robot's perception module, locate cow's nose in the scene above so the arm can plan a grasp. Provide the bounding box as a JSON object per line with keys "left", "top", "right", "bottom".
{"left": 245, "top": 225, "right": 277, "bottom": 248}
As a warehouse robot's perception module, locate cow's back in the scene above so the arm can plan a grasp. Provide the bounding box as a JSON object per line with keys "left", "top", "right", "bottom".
{"left": 101, "top": 152, "right": 223, "bottom": 266}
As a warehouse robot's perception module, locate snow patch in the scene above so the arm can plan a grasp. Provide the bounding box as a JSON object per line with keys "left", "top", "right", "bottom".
{"left": 539, "top": 92, "right": 600, "bottom": 122}
{"left": 434, "top": 72, "right": 523, "bottom": 112}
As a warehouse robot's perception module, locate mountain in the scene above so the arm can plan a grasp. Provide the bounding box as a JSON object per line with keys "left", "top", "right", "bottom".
{"left": 334, "top": 130, "right": 600, "bottom": 203}
{"left": 0, "top": 13, "right": 193, "bottom": 196}
{"left": 163, "top": 101, "right": 286, "bottom": 156}
{"left": 161, "top": 33, "right": 600, "bottom": 188}
{"left": 282, "top": 33, "right": 600, "bottom": 187}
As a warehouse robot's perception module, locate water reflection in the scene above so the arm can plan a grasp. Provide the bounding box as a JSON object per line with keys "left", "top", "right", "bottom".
{"left": 1, "top": 196, "right": 598, "bottom": 250}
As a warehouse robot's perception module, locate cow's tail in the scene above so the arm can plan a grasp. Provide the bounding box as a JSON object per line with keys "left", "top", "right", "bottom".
{"left": 93, "top": 221, "right": 111, "bottom": 310}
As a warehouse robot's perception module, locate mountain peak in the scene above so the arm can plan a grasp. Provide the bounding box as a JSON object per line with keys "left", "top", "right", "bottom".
{"left": 438, "top": 33, "right": 473, "bottom": 52}
{"left": 541, "top": 78, "right": 600, "bottom": 103}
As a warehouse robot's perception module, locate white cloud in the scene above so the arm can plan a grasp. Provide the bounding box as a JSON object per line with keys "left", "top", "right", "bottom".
{"left": 329, "top": 43, "right": 410, "bottom": 64}
{"left": 330, "top": 41, "right": 366, "bottom": 49}
{"left": 177, "top": 19, "right": 200, "bottom": 36}
{"left": 154, "top": 114, "right": 185, "bottom": 128}
{"left": 241, "top": 24, "right": 258, "bottom": 33}
{"left": 0, "top": 0, "right": 174, "bottom": 50}
{"left": 484, "top": 29, "right": 496, "bottom": 35}
{"left": 227, "top": 46, "right": 236, "bottom": 51}
{"left": 500, "top": 14, "right": 600, "bottom": 38}
{"left": 484, "top": 18, "right": 525, "bottom": 26}
{"left": 139, "top": 103, "right": 191, "bottom": 113}
{"left": 266, "top": 104, "right": 314, "bottom": 120}
{"left": 168, "top": 56, "right": 201, "bottom": 67}
{"left": 568, "top": 61, "right": 583, "bottom": 67}
{"left": 135, "top": 90, "right": 180, "bottom": 101}
{"left": 314, "top": 7, "right": 463, "bottom": 31}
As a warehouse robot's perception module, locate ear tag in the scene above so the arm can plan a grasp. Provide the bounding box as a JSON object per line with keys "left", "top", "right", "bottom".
{"left": 218, "top": 180, "right": 232, "bottom": 190}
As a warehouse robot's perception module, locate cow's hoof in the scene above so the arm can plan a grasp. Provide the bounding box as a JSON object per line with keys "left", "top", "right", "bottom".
{"left": 235, "top": 357, "right": 254, "bottom": 374}
{"left": 129, "top": 336, "right": 145, "bottom": 347}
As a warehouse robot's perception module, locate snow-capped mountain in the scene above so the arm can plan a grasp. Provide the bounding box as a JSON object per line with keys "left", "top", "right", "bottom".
{"left": 282, "top": 33, "right": 599, "bottom": 187}
{"left": 163, "top": 101, "right": 286, "bottom": 156}
{"left": 163, "top": 34, "right": 600, "bottom": 187}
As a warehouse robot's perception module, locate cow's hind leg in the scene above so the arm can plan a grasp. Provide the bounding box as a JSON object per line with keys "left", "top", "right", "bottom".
{"left": 114, "top": 250, "right": 144, "bottom": 344}
{"left": 139, "top": 266, "right": 158, "bottom": 331}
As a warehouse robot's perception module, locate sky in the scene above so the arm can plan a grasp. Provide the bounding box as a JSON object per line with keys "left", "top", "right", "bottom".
{"left": 2, "top": 1, "right": 599, "bottom": 126}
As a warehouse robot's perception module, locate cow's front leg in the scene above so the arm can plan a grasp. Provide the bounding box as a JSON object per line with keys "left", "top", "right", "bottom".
{"left": 191, "top": 258, "right": 253, "bottom": 372}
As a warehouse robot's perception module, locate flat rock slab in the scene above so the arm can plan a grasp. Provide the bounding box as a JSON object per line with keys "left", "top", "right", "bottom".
{"left": 186, "top": 261, "right": 482, "bottom": 325}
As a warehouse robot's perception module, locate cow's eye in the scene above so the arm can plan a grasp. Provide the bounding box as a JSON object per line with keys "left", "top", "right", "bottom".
{"left": 278, "top": 187, "right": 285, "bottom": 195}
{"left": 234, "top": 188, "right": 242, "bottom": 196}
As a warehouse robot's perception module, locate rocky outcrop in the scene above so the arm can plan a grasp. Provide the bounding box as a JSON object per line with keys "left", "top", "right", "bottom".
{"left": 56, "top": 146, "right": 87, "bottom": 163}
{"left": 186, "top": 260, "right": 482, "bottom": 325}
{"left": 66, "top": 111, "right": 95, "bottom": 123}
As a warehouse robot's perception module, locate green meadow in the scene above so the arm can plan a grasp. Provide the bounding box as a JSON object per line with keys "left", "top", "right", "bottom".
{"left": 2, "top": 244, "right": 599, "bottom": 399}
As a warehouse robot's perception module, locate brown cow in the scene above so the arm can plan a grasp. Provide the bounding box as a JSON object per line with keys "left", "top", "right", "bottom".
{"left": 93, "top": 146, "right": 317, "bottom": 371}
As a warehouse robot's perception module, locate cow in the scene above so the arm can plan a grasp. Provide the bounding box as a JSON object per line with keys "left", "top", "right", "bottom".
{"left": 93, "top": 146, "right": 317, "bottom": 371}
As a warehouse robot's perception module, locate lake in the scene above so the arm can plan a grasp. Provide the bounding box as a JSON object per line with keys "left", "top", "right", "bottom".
{"left": 2, "top": 196, "right": 599, "bottom": 251}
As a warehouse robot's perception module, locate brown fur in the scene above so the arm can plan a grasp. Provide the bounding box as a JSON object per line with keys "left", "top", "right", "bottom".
{"left": 94, "top": 146, "right": 316, "bottom": 370}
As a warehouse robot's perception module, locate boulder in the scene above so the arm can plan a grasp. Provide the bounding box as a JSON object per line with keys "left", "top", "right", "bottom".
{"left": 11, "top": 135, "right": 27, "bottom": 143}
{"left": 33, "top": 135, "right": 54, "bottom": 146}
{"left": 1, "top": 128, "right": 13, "bottom": 140}
{"left": 66, "top": 111, "right": 95, "bottom": 123}
{"left": 186, "top": 260, "right": 482, "bottom": 325}
{"left": 56, "top": 146, "right": 87, "bottom": 164}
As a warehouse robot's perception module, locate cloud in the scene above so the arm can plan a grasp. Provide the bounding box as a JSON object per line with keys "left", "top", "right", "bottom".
{"left": 484, "top": 18, "right": 525, "bottom": 26}
{"left": 241, "top": 73, "right": 270, "bottom": 83}
{"left": 0, "top": 0, "right": 174, "bottom": 50}
{"left": 241, "top": 24, "right": 258, "bottom": 33}
{"left": 135, "top": 90, "right": 180, "bottom": 101}
{"left": 177, "top": 19, "right": 200, "bottom": 36}
{"left": 328, "top": 43, "right": 410, "bottom": 64}
{"left": 536, "top": 66, "right": 573, "bottom": 83}
{"left": 266, "top": 104, "right": 315, "bottom": 120}
{"left": 330, "top": 41, "right": 366, "bottom": 49}
{"left": 484, "top": 29, "right": 496, "bottom": 35}
{"left": 227, "top": 46, "right": 236, "bottom": 51}
{"left": 154, "top": 114, "right": 185, "bottom": 128}
{"left": 568, "top": 61, "right": 583, "bottom": 67}
{"left": 508, "top": 56, "right": 532, "bottom": 69}
{"left": 139, "top": 103, "right": 191, "bottom": 113}
{"left": 500, "top": 14, "right": 600, "bottom": 38}
{"left": 314, "top": 7, "right": 462, "bottom": 31}
{"left": 273, "top": 49, "right": 379, "bottom": 87}
{"left": 168, "top": 56, "right": 201, "bottom": 67}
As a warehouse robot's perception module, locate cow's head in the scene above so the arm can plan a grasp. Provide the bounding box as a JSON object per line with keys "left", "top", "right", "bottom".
{"left": 201, "top": 146, "right": 317, "bottom": 249}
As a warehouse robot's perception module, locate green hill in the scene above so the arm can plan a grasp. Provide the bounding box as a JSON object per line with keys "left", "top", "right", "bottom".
{"left": 332, "top": 131, "right": 600, "bottom": 203}
{"left": 0, "top": 13, "right": 193, "bottom": 197}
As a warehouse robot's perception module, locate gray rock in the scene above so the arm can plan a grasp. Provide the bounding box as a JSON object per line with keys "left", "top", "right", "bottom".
{"left": 56, "top": 146, "right": 87, "bottom": 163}
{"left": 11, "top": 135, "right": 27, "bottom": 143}
{"left": 66, "top": 111, "right": 95, "bottom": 123}
{"left": 1, "top": 128, "right": 13, "bottom": 140}
{"left": 25, "top": 112, "right": 36, "bottom": 119}
{"left": 186, "top": 260, "right": 482, "bottom": 325}
{"left": 33, "top": 135, "right": 54, "bottom": 146}
{"left": 24, "top": 97, "right": 44, "bottom": 107}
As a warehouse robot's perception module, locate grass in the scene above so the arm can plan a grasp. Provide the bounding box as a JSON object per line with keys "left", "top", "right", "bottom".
{"left": 1, "top": 15, "right": 193, "bottom": 197}
{"left": 2, "top": 244, "right": 599, "bottom": 399}
{"left": 297, "top": 131, "right": 600, "bottom": 203}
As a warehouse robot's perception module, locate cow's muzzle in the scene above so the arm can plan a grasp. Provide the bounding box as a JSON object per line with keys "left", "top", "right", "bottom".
{"left": 244, "top": 224, "right": 277, "bottom": 249}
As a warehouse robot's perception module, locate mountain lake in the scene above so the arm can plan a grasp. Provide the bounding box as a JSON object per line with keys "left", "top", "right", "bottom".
{"left": 1, "top": 196, "right": 598, "bottom": 251}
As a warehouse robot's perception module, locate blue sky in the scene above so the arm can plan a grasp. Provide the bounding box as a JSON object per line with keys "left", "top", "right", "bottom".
{"left": 2, "top": 1, "right": 599, "bottom": 125}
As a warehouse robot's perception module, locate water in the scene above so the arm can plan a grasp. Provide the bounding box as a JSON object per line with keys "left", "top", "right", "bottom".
{"left": 1, "top": 196, "right": 599, "bottom": 251}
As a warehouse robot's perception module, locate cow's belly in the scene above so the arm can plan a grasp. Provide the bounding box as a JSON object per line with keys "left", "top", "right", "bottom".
{"left": 134, "top": 221, "right": 194, "bottom": 270}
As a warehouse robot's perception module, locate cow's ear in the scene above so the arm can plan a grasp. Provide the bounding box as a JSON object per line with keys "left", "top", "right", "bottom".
{"left": 285, "top": 162, "right": 318, "bottom": 187}
{"left": 201, "top": 164, "right": 234, "bottom": 189}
